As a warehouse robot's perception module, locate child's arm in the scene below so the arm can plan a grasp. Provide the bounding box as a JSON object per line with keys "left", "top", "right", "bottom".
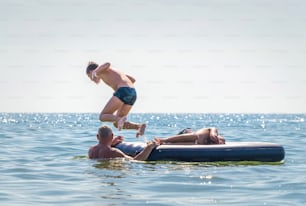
{"left": 90, "top": 63, "right": 111, "bottom": 83}
{"left": 156, "top": 133, "right": 198, "bottom": 144}
{"left": 93, "top": 62, "right": 111, "bottom": 76}
{"left": 126, "top": 74, "right": 136, "bottom": 83}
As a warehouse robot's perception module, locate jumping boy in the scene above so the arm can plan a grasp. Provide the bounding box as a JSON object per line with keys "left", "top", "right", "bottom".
{"left": 86, "top": 61, "right": 146, "bottom": 137}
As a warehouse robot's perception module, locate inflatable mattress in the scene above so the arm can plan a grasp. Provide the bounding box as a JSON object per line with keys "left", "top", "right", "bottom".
{"left": 115, "top": 142, "right": 285, "bottom": 162}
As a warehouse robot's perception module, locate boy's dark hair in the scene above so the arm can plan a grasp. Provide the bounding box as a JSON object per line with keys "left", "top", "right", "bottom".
{"left": 86, "top": 61, "right": 98, "bottom": 74}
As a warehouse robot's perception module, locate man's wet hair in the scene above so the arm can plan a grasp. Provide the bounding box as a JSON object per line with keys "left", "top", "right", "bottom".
{"left": 98, "top": 126, "right": 113, "bottom": 138}
{"left": 86, "top": 61, "right": 98, "bottom": 74}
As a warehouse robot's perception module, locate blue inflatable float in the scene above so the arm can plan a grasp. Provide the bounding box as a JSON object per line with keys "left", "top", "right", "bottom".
{"left": 115, "top": 142, "right": 285, "bottom": 162}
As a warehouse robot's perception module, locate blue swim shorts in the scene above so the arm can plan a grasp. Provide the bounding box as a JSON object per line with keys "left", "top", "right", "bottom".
{"left": 113, "top": 87, "right": 137, "bottom": 105}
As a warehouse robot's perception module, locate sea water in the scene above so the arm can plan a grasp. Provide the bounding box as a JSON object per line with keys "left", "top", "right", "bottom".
{"left": 0, "top": 113, "right": 305, "bottom": 205}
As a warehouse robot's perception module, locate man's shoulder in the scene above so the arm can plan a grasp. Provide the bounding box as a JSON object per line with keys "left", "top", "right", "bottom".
{"left": 88, "top": 144, "right": 128, "bottom": 159}
{"left": 110, "top": 147, "right": 126, "bottom": 156}
{"left": 88, "top": 145, "right": 100, "bottom": 158}
{"left": 89, "top": 145, "right": 99, "bottom": 152}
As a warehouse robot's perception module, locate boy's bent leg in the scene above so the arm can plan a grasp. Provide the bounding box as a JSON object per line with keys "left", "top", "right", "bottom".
{"left": 100, "top": 113, "right": 118, "bottom": 122}
{"left": 99, "top": 96, "right": 123, "bottom": 122}
{"left": 113, "top": 120, "right": 146, "bottom": 137}
{"left": 136, "top": 124, "right": 146, "bottom": 137}
{"left": 116, "top": 104, "right": 146, "bottom": 137}
{"left": 115, "top": 104, "right": 131, "bottom": 130}
{"left": 113, "top": 121, "right": 138, "bottom": 129}
{"left": 117, "top": 116, "right": 127, "bottom": 131}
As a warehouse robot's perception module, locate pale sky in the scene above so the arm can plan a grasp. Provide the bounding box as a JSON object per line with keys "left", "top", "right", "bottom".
{"left": 1, "top": 0, "right": 306, "bottom": 113}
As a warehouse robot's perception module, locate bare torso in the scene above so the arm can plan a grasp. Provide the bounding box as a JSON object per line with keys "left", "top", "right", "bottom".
{"left": 89, "top": 144, "right": 123, "bottom": 159}
{"left": 100, "top": 67, "right": 134, "bottom": 91}
{"left": 195, "top": 128, "right": 211, "bottom": 144}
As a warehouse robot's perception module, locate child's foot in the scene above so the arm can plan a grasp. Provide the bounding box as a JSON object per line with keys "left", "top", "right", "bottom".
{"left": 117, "top": 116, "right": 127, "bottom": 131}
{"left": 136, "top": 124, "right": 146, "bottom": 137}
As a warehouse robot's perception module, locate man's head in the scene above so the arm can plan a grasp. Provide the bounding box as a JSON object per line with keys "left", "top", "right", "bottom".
{"left": 97, "top": 125, "right": 113, "bottom": 143}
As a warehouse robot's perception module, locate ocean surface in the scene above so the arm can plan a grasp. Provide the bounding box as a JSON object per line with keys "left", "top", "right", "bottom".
{"left": 0, "top": 113, "right": 305, "bottom": 206}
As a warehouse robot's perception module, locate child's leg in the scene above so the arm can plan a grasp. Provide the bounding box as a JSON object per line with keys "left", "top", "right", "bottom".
{"left": 99, "top": 96, "right": 146, "bottom": 136}
{"left": 99, "top": 96, "right": 123, "bottom": 122}
{"left": 116, "top": 104, "right": 146, "bottom": 137}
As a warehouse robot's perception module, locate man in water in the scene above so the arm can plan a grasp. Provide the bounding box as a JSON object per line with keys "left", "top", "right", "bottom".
{"left": 88, "top": 126, "right": 158, "bottom": 160}
{"left": 86, "top": 61, "right": 146, "bottom": 137}
{"left": 155, "top": 127, "right": 225, "bottom": 145}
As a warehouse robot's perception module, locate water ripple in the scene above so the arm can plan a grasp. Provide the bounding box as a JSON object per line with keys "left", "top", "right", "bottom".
{"left": 0, "top": 113, "right": 305, "bottom": 205}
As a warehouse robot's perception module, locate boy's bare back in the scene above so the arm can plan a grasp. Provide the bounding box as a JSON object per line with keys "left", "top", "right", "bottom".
{"left": 99, "top": 68, "right": 134, "bottom": 90}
